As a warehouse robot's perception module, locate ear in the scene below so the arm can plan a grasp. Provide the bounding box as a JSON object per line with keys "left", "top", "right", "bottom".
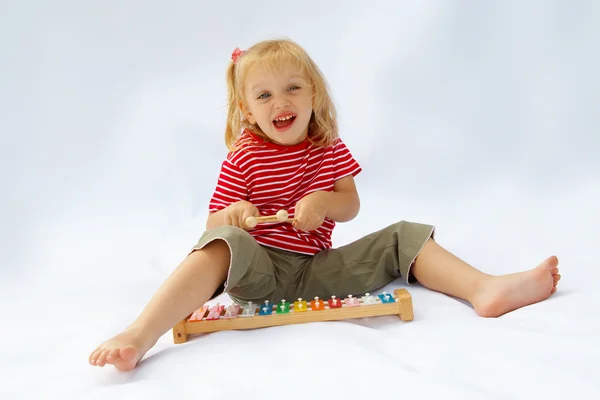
{"left": 239, "top": 101, "right": 256, "bottom": 124}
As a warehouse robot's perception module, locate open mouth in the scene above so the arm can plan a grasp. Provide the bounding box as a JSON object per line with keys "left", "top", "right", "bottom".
{"left": 272, "top": 114, "right": 296, "bottom": 132}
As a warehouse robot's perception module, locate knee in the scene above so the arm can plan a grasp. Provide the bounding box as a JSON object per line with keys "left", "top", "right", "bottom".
{"left": 385, "top": 220, "right": 435, "bottom": 244}
{"left": 202, "top": 238, "right": 231, "bottom": 255}
{"left": 188, "top": 238, "right": 231, "bottom": 271}
{"left": 190, "top": 225, "right": 259, "bottom": 265}
{"left": 391, "top": 220, "right": 434, "bottom": 232}
{"left": 206, "top": 225, "right": 256, "bottom": 243}
{"left": 197, "top": 225, "right": 254, "bottom": 248}
{"left": 206, "top": 224, "right": 251, "bottom": 236}
{"left": 190, "top": 225, "right": 247, "bottom": 259}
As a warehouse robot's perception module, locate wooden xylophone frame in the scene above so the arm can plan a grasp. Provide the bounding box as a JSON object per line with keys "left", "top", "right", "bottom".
{"left": 172, "top": 288, "right": 414, "bottom": 343}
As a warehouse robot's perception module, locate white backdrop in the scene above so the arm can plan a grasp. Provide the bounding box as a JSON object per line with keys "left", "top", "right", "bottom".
{"left": 1, "top": 1, "right": 599, "bottom": 399}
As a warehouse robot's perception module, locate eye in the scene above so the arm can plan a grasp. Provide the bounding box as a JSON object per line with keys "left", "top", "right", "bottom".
{"left": 288, "top": 85, "right": 300, "bottom": 91}
{"left": 257, "top": 92, "right": 270, "bottom": 99}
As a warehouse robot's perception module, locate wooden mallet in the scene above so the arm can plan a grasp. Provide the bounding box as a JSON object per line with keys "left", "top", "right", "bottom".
{"left": 245, "top": 210, "right": 295, "bottom": 228}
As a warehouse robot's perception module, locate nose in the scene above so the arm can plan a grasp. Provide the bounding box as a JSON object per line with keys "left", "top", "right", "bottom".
{"left": 274, "top": 97, "right": 289, "bottom": 109}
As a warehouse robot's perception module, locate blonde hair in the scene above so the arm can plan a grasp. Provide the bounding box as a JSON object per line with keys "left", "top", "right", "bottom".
{"left": 224, "top": 38, "right": 338, "bottom": 151}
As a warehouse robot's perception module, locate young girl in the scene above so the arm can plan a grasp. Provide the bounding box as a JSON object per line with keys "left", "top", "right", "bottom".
{"left": 88, "top": 39, "right": 561, "bottom": 372}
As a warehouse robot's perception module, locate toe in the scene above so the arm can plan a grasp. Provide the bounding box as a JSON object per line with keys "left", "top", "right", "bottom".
{"left": 551, "top": 287, "right": 557, "bottom": 294}
{"left": 89, "top": 348, "right": 102, "bottom": 365}
{"left": 106, "top": 348, "right": 120, "bottom": 363}
{"left": 96, "top": 349, "right": 111, "bottom": 367}
{"left": 554, "top": 274, "right": 561, "bottom": 283}
{"left": 545, "top": 255, "right": 559, "bottom": 269}
{"left": 550, "top": 267, "right": 559, "bottom": 275}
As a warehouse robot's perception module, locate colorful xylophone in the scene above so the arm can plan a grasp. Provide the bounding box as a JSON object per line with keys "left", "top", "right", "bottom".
{"left": 172, "top": 288, "right": 413, "bottom": 343}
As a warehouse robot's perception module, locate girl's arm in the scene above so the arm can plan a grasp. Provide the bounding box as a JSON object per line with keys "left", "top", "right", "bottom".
{"left": 323, "top": 175, "right": 361, "bottom": 223}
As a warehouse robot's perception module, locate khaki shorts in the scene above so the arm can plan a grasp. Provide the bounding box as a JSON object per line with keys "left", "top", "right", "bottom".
{"left": 189, "top": 221, "right": 435, "bottom": 305}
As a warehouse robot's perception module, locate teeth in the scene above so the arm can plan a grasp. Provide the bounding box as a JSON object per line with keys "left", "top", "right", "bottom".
{"left": 274, "top": 115, "right": 294, "bottom": 121}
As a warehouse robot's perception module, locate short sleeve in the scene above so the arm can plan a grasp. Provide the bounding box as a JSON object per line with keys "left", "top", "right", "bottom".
{"left": 332, "top": 139, "right": 362, "bottom": 181}
{"left": 208, "top": 157, "right": 248, "bottom": 212}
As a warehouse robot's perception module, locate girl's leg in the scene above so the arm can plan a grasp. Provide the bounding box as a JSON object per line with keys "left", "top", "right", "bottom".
{"left": 411, "top": 238, "right": 561, "bottom": 317}
{"left": 88, "top": 239, "right": 230, "bottom": 371}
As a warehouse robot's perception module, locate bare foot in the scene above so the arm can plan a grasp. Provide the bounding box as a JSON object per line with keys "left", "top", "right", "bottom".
{"left": 472, "top": 256, "right": 560, "bottom": 317}
{"left": 89, "top": 328, "right": 157, "bottom": 372}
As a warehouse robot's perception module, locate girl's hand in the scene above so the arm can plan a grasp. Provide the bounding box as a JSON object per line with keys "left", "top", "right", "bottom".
{"left": 293, "top": 191, "right": 329, "bottom": 232}
{"left": 224, "top": 200, "right": 259, "bottom": 230}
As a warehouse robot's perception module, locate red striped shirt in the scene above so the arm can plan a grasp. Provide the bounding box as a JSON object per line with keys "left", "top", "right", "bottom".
{"left": 208, "top": 129, "right": 362, "bottom": 255}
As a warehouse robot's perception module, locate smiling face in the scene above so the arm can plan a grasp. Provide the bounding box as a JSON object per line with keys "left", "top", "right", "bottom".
{"left": 242, "top": 64, "right": 314, "bottom": 146}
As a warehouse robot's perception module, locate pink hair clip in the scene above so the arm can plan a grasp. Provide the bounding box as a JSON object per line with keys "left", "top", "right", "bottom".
{"left": 231, "top": 47, "right": 245, "bottom": 63}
